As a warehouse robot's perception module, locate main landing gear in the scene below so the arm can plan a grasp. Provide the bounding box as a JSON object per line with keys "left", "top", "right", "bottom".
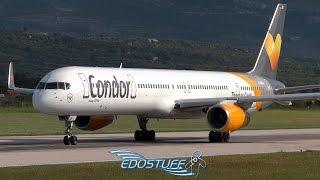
{"left": 134, "top": 117, "right": 155, "bottom": 142}
{"left": 61, "top": 116, "right": 78, "bottom": 145}
{"left": 209, "top": 131, "right": 230, "bottom": 143}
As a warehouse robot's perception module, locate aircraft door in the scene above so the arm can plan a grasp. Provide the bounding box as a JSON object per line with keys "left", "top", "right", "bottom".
{"left": 127, "top": 74, "right": 137, "bottom": 99}
{"left": 186, "top": 81, "right": 191, "bottom": 93}
{"left": 78, "top": 73, "right": 89, "bottom": 98}
{"left": 235, "top": 83, "right": 240, "bottom": 96}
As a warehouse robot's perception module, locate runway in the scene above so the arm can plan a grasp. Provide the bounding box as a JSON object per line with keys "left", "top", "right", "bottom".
{"left": 0, "top": 128, "right": 320, "bottom": 167}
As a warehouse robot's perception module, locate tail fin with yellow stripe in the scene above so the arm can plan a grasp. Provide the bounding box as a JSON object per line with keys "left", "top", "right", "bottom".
{"left": 249, "top": 3, "right": 286, "bottom": 79}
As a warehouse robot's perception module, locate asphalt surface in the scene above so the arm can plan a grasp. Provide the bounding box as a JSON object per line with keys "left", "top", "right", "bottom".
{"left": 0, "top": 129, "right": 320, "bottom": 167}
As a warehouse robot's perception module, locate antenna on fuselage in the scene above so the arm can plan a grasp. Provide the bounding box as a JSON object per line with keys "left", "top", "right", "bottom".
{"left": 119, "top": 62, "right": 123, "bottom": 69}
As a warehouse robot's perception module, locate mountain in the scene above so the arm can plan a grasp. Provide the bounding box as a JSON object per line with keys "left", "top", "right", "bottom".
{"left": 0, "top": 29, "right": 318, "bottom": 89}
{"left": 0, "top": 0, "right": 319, "bottom": 58}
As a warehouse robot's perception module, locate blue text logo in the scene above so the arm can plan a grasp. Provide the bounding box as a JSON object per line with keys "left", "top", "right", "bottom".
{"left": 110, "top": 150, "right": 206, "bottom": 177}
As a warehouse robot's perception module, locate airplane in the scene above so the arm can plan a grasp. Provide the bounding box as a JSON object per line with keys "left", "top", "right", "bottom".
{"left": 7, "top": 4, "right": 320, "bottom": 145}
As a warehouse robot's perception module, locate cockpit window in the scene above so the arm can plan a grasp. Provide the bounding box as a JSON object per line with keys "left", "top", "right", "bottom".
{"left": 36, "top": 82, "right": 70, "bottom": 90}
{"left": 57, "top": 82, "right": 65, "bottom": 90}
{"left": 65, "top": 83, "right": 71, "bottom": 90}
{"left": 45, "top": 82, "right": 58, "bottom": 89}
{"left": 36, "top": 82, "right": 45, "bottom": 89}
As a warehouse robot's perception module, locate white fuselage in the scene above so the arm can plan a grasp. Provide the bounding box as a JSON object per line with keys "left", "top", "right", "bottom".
{"left": 32, "top": 67, "right": 281, "bottom": 118}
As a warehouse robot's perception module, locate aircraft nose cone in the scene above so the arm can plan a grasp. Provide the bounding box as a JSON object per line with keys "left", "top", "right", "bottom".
{"left": 33, "top": 90, "right": 67, "bottom": 114}
{"left": 32, "top": 90, "right": 43, "bottom": 112}
{"left": 32, "top": 90, "right": 52, "bottom": 113}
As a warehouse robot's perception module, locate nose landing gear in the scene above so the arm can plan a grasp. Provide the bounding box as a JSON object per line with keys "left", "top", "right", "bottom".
{"left": 60, "top": 116, "right": 78, "bottom": 145}
{"left": 63, "top": 134, "right": 78, "bottom": 145}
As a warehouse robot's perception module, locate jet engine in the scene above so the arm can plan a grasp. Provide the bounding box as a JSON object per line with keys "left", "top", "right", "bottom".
{"left": 74, "top": 115, "right": 114, "bottom": 131}
{"left": 207, "top": 104, "right": 250, "bottom": 132}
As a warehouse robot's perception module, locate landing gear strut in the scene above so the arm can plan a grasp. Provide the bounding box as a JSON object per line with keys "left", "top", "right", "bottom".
{"left": 60, "top": 116, "right": 78, "bottom": 145}
{"left": 134, "top": 117, "right": 155, "bottom": 142}
{"left": 209, "top": 131, "right": 230, "bottom": 143}
{"left": 63, "top": 121, "right": 78, "bottom": 145}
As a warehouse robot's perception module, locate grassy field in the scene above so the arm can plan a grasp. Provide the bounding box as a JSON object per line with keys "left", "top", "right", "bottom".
{"left": 0, "top": 151, "right": 319, "bottom": 180}
{"left": 0, "top": 108, "right": 319, "bottom": 136}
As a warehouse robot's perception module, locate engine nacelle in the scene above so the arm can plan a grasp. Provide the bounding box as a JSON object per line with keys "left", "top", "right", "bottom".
{"left": 74, "top": 115, "right": 114, "bottom": 131}
{"left": 207, "top": 104, "right": 250, "bottom": 132}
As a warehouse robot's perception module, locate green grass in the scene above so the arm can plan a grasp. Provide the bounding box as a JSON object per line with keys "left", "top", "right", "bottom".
{"left": 0, "top": 108, "right": 319, "bottom": 136}
{"left": 0, "top": 151, "right": 319, "bottom": 180}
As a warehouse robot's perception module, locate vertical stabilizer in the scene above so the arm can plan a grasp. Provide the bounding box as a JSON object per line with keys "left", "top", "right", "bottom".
{"left": 8, "top": 62, "right": 15, "bottom": 89}
{"left": 7, "top": 62, "right": 34, "bottom": 94}
{"left": 249, "top": 4, "right": 287, "bottom": 79}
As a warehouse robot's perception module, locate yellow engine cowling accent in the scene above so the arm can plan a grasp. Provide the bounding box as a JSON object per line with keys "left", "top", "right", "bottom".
{"left": 207, "top": 104, "right": 250, "bottom": 132}
{"left": 75, "top": 115, "right": 114, "bottom": 131}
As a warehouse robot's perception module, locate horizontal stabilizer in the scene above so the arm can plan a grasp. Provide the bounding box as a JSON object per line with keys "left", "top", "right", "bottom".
{"left": 275, "top": 84, "right": 320, "bottom": 94}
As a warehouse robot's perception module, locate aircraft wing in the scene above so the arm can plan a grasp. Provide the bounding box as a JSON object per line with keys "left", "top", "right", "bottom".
{"left": 275, "top": 85, "right": 320, "bottom": 94}
{"left": 8, "top": 62, "right": 34, "bottom": 95}
{"left": 174, "top": 92, "right": 320, "bottom": 109}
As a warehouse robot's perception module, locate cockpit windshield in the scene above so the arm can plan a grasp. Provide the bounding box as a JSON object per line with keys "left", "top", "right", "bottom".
{"left": 36, "top": 82, "right": 71, "bottom": 90}
{"left": 36, "top": 82, "right": 45, "bottom": 89}
{"left": 45, "top": 82, "right": 58, "bottom": 89}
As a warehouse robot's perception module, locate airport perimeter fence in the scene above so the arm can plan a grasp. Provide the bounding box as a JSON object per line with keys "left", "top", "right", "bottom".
{"left": 0, "top": 94, "right": 33, "bottom": 108}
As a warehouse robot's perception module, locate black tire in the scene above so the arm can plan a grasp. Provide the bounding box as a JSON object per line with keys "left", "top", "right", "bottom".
{"left": 208, "top": 131, "right": 215, "bottom": 142}
{"left": 224, "top": 133, "right": 230, "bottom": 142}
{"left": 221, "top": 133, "right": 227, "bottom": 142}
{"left": 70, "top": 136, "right": 78, "bottom": 145}
{"left": 149, "top": 130, "right": 155, "bottom": 141}
{"left": 141, "top": 130, "right": 149, "bottom": 141}
{"left": 134, "top": 130, "right": 141, "bottom": 141}
{"left": 209, "top": 131, "right": 222, "bottom": 143}
{"left": 135, "top": 130, "right": 155, "bottom": 142}
{"left": 63, "top": 135, "right": 70, "bottom": 145}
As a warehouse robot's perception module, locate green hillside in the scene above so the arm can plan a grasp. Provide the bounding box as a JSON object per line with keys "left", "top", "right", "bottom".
{"left": 0, "top": 28, "right": 318, "bottom": 89}
{"left": 0, "top": 0, "right": 319, "bottom": 58}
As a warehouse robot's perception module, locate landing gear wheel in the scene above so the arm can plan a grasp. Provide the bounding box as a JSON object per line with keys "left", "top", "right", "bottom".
{"left": 209, "top": 131, "right": 221, "bottom": 142}
{"left": 63, "top": 135, "right": 70, "bottom": 145}
{"left": 63, "top": 135, "right": 78, "bottom": 145}
{"left": 135, "top": 116, "right": 156, "bottom": 142}
{"left": 141, "top": 130, "right": 149, "bottom": 141}
{"left": 149, "top": 130, "right": 155, "bottom": 141}
{"left": 70, "top": 135, "right": 78, "bottom": 145}
{"left": 209, "top": 131, "right": 229, "bottom": 143}
{"left": 134, "top": 130, "right": 155, "bottom": 142}
{"left": 222, "top": 133, "right": 230, "bottom": 142}
{"left": 134, "top": 130, "right": 142, "bottom": 141}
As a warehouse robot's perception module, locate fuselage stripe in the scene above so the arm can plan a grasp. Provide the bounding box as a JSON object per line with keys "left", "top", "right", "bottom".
{"left": 232, "top": 73, "right": 262, "bottom": 110}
